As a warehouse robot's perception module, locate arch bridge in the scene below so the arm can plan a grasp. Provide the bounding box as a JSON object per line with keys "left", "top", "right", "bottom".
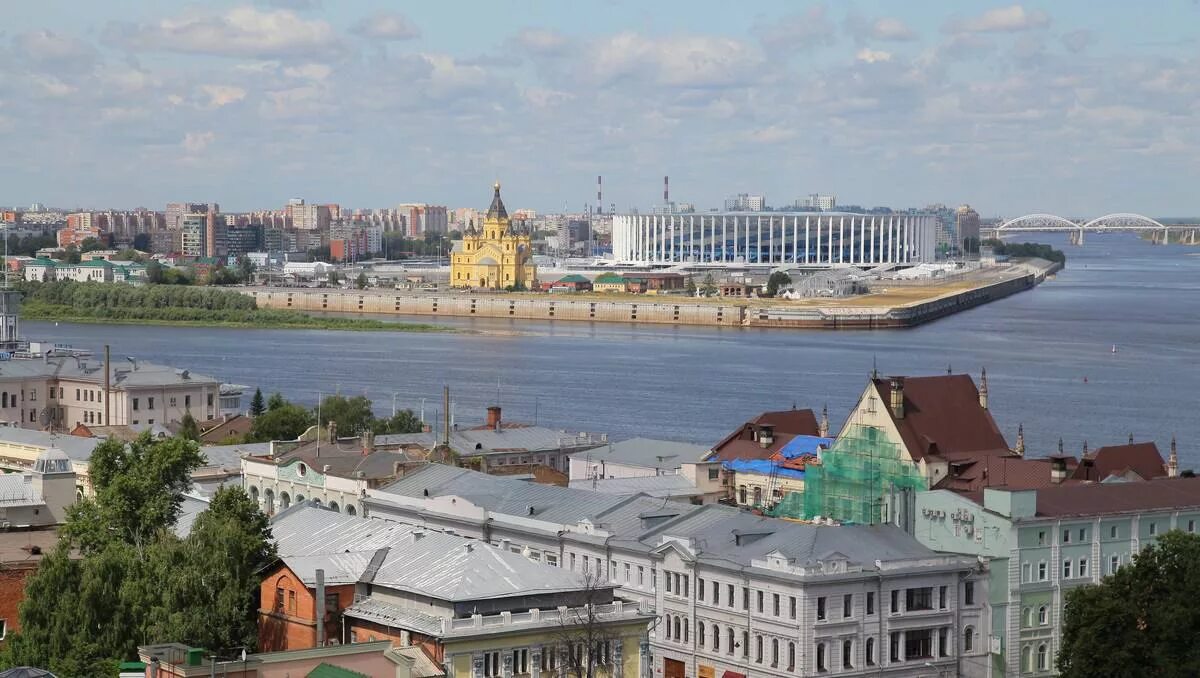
{"left": 994, "top": 213, "right": 1172, "bottom": 244}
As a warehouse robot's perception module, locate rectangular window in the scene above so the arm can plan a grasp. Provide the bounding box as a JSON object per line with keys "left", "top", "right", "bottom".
{"left": 624, "top": 563, "right": 630, "bottom": 582}
{"left": 169, "top": 397, "right": 177, "bottom": 407}
{"left": 185, "top": 394, "right": 191, "bottom": 408}
{"left": 610, "top": 560, "right": 618, "bottom": 581}
{"left": 905, "top": 629, "right": 933, "bottom": 659}
{"left": 682, "top": 576, "right": 688, "bottom": 597}
{"left": 712, "top": 581, "right": 719, "bottom": 605}
{"left": 1062, "top": 529, "right": 1070, "bottom": 543}
{"left": 757, "top": 590, "right": 763, "bottom": 612}
{"left": 1079, "top": 528, "right": 1087, "bottom": 541}
{"left": 964, "top": 582, "right": 975, "bottom": 606}
{"left": 1079, "top": 558, "right": 1089, "bottom": 578}
{"left": 148, "top": 397, "right": 155, "bottom": 409}
{"left": 1110, "top": 525, "right": 1119, "bottom": 539}
{"left": 133, "top": 398, "right": 139, "bottom": 411}
{"left": 817, "top": 596, "right": 827, "bottom": 621}
{"left": 570, "top": 553, "right": 576, "bottom": 570}
{"left": 727, "top": 584, "right": 734, "bottom": 608}
{"left": 651, "top": 566, "right": 657, "bottom": 590}
{"left": 637, "top": 565, "right": 644, "bottom": 585}
{"left": 1149, "top": 522, "right": 1158, "bottom": 536}
{"left": 1110, "top": 555, "right": 1120, "bottom": 573}
{"left": 708, "top": 467, "right": 720, "bottom": 480}
{"left": 697, "top": 577, "right": 704, "bottom": 600}
{"left": 207, "top": 393, "right": 214, "bottom": 407}
{"left": 843, "top": 594, "right": 853, "bottom": 618}
{"left": 790, "top": 595, "right": 797, "bottom": 619}
{"left": 1022, "top": 562, "right": 1032, "bottom": 582}
{"left": 773, "top": 593, "right": 780, "bottom": 617}
{"left": 743, "top": 586, "right": 749, "bottom": 610}
{"left": 666, "top": 571, "right": 673, "bottom": 593}
{"left": 75, "top": 389, "right": 80, "bottom": 401}
{"left": 287, "top": 590, "right": 296, "bottom": 613}
{"left": 890, "top": 632, "right": 900, "bottom": 663}
{"left": 29, "top": 389, "right": 35, "bottom": 402}
{"left": 867, "top": 591, "right": 875, "bottom": 615}
{"left": 483, "top": 651, "right": 501, "bottom": 677}
{"left": 546, "top": 553, "right": 558, "bottom": 567}
{"left": 938, "top": 627, "right": 948, "bottom": 657}
{"left": 1037, "top": 530, "right": 1046, "bottom": 545}
{"left": 1038, "top": 562, "right": 1048, "bottom": 581}
{"left": 324, "top": 592, "right": 338, "bottom": 613}
{"left": 938, "top": 586, "right": 947, "bottom": 609}
{"left": 890, "top": 590, "right": 899, "bottom": 614}
{"left": 1189, "top": 520, "right": 1196, "bottom": 533}
{"left": 1063, "top": 559, "right": 1072, "bottom": 579}
{"left": 512, "top": 649, "right": 528, "bottom": 674}
{"left": 906, "top": 587, "right": 933, "bottom": 611}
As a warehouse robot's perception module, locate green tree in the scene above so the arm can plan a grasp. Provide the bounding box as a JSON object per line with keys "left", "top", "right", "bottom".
{"left": 373, "top": 408, "right": 424, "bottom": 435}
{"left": 248, "top": 403, "right": 314, "bottom": 442}
{"left": 249, "top": 388, "right": 266, "bottom": 417}
{"left": 237, "top": 256, "right": 255, "bottom": 284}
{"left": 765, "top": 271, "right": 792, "bottom": 297}
{"left": 145, "top": 259, "right": 164, "bottom": 284}
{"left": 178, "top": 412, "right": 201, "bottom": 441}
{"left": 266, "top": 391, "right": 287, "bottom": 411}
{"left": 700, "top": 273, "right": 718, "bottom": 297}
{"left": 685, "top": 276, "right": 697, "bottom": 297}
{"left": 1058, "top": 531, "right": 1200, "bottom": 678}
{"left": 355, "top": 272, "right": 368, "bottom": 289}
{"left": 317, "top": 394, "right": 375, "bottom": 435}
{"left": 64, "top": 246, "right": 82, "bottom": 264}
{"left": 327, "top": 270, "right": 340, "bottom": 286}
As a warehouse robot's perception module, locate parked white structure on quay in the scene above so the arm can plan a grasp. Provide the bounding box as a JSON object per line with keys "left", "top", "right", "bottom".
{"left": 364, "top": 464, "right": 991, "bottom": 678}
{"left": 611, "top": 212, "right": 937, "bottom": 266}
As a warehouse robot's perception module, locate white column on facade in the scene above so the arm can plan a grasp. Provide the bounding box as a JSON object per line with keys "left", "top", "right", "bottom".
{"left": 756, "top": 217, "right": 763, "bottom": 265}
{"left": 887, "top": 217, "right": 895, "bottom": 263}
{"left": 732, "top": 216, "right": 738, "bottom": 262}
{"left": 870, "top": 217, "right": 877, "bottom": 264}
{"left": 827, "top": 217, "right": 834, "bottom": 263}
{"left": 745, "top": 216, "right": 751, "bottom": 264}
{"left": 860, "top": 218, "right": 866, "bottom": 263}
{"left": 669, "top": 216, "right": 675, "bottom": 262}
{"left": 847, "top": 217, "right": 856, "bottom": 264}
{"left": 689, "top": 216, "right": 695, "bottom": 262}
{"left": 792, "top": 216, "right": 799, "bottom": 263}
{"left": 805, "top": 216, "right": 811, "bottom": 264}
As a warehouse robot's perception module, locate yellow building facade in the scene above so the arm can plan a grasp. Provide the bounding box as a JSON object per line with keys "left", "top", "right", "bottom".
{"left": 450, "top": 184, "right": 537, "bottom": 289}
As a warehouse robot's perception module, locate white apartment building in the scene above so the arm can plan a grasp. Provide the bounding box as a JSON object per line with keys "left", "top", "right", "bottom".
{"left": 364, "top": 464, "right": 990, "bottom": 678}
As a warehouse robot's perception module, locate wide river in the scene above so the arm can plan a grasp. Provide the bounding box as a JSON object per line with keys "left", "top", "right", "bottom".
{"left": 25, "top": 233, "right": 1200, "bottom": 468}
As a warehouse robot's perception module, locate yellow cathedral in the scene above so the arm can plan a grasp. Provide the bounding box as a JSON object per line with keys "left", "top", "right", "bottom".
{"left": 450, "top": 183, "right": 537, "bottom": 290}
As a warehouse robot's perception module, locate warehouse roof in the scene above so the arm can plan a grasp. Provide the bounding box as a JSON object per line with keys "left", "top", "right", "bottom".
{"left": 569, "top": 438, "right": 710, "bottom": 472}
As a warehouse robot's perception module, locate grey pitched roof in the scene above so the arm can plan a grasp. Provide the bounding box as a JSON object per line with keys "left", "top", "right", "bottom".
{"left": 569, "top": 474, "right": 704, "bottom": 498}
{"left": 377, "top": 426, "right": 596, "bottom": 457}
{"left": 378, "top": 464, "right": 633, "bottom": 524}
{"left": 0, "top": 474, "right": 37, "bottom": 506}
{"left": 173, "top": 493, "right": 210, "bottom": 538}
{"left": 569, "top": 438, "right": 710, "bottom": 471}
{"left": 0, "top": 357, "right": 218, "bottom": 390}
{"left": 271, "top": 505, "right": 593, "bottom": 602}
{"left": 343, "top": 598, "right": 444, "bottom": 636}
{"left": 0, "top": 428, "right": 102, "bottom": 462}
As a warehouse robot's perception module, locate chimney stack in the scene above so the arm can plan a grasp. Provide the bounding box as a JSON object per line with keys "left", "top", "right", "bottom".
{"left": 664, "top": 175, "right": 669, "bottom": 203}
{"left": 487, "top": 406, "right": 502, "bottom": 432}
{"left": 978, "top": 367, "right": 989, "bottom": 410}
{"left": 889, "top": 377, "right": 905, "bottom": 419}
{"left": 443, "top": 385, "right": 450, "bottom": 446}
{"left": 361, "top": 429, "right": 374, "bottom": 456}
{"left": 819, "top": 404, "right": 830, "bottom": 438}
{"left": 597, "top": 175, "right": 602, "bottom": 215}
{"left": 1050, "top": 457, "right": 1067, "bottom": 484}
{"left": 1014, "top": 423, "right": 1025, "bottom": 457}
{"left": 315, "top": 568, "right": 326, "bottom": 646}
{"left": 1169, "top": 435, "right": 1179, "bottom": 478}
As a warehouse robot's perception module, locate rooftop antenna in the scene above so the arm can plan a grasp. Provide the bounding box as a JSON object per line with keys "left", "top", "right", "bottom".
{"left": 870, "top": 355, "right": 878, "bottom": 380}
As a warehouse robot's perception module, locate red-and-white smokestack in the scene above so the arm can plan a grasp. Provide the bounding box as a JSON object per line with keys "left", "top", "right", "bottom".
{"left": 597, "top": 175, "right": 602, "bottom": 215}
{"left": 664, "top": 175, "right": 669, "bottom": 203}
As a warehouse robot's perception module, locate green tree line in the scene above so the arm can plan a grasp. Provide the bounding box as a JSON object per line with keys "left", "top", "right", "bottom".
{"left": 983, "top": 239, "right": 1067, "bottom": 264}
{"left": 247, "top": 392, "right": 423, "bottom": 442}
{"left": 0, "top": 434, "right": 275, "bottom": 676}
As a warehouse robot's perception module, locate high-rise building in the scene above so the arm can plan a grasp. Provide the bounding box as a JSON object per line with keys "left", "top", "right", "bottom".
{"left": 803, "top": 193, "right": 838, "bottom": 211}
{"left": 180, "top": 214, "right": 206, "bottom": 257}
{"left": 397, "top": 203, "right": 448, "bottom": 236}
{"left": 165, "top": 202, "right": 215, "bottom": 230}
{"left": 724, "top": 193, "right": 765, "bottom": 211}
{"left": 219, "top": 224, "right": 263, "bottom": 258}
{"left": 956, "top": 204, "right": 982, "bottom": 253}
{"left": 56, "top": 212, "right": 102, "bottom": 248}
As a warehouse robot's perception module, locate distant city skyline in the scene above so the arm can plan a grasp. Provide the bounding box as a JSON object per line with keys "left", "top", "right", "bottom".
{"left": 2, "top": 1, "right": 1198, "bottom": 215}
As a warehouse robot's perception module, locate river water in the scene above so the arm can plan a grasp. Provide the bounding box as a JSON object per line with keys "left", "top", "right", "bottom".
{"left": 24, "top": 233, "right": 1200, "bottom": 468}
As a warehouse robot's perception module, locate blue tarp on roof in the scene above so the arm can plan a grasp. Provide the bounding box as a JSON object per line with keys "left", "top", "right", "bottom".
{"left": 777, "top": 435, "right": 834, "bottom": 459}
{"left": 722, "top": 459, "right": 806, "bottom": 480}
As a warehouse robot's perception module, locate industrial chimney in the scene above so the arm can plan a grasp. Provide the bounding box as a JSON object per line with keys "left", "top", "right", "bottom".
{"left": 597, "top": 175, "right": 603, "bottom": 215}
{"left": 487, "top": 406, "right": 502, "bottom": 433}
{"left": 664, "top": 175, "right": 669, "bottom": 203}
{"left": 889, "top": 377, "right": 905, "bottom": 419}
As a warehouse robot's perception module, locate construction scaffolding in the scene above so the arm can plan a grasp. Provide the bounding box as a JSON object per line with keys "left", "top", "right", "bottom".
{"left": 795, "top": 424, "right": 927, "bottom": 525}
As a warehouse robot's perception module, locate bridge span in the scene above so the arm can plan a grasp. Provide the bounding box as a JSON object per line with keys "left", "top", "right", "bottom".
{"left": 988, "top": 213, "right": 1195, "bottom": 245}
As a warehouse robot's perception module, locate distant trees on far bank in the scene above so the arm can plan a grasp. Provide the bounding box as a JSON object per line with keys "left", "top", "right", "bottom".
{"left": 984, "top": 239, "right": 1067, "bottom": 264}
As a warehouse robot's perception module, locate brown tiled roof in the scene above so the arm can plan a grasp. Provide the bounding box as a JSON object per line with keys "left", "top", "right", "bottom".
{"left": 872, "top": 375, "right": 1008, "bottom": 461}
{"left": 1071, "top": 442, "right": 1165, "bottom": 482}
{"left": 936, "top": 454, "right": 1081, "bottom": 493}
{"left": 1029, "top": 476, "right": 1200, "bottom": 518}
{"left": 708, "top": 409, "right": 819, "bottom": 462}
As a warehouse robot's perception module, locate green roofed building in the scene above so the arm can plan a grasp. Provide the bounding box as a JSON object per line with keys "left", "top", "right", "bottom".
{"left": 591, "top": 272, "right": 627, "bottom": 292}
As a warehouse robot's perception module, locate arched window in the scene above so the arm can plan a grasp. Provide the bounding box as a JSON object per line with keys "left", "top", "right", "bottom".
{"left": 1022, "top": 646, "right": 1031, "bottom": 672}
{"left": 295, "top": 494, "right": 305, "bottom": 504}
{"left": 673, "top": 616, "right": 681, "bottom": 641}
{"left": 683, "top": 617, "right": 688, "bottom": 643}
{"left": 1037, "top": 644, "right": 1048, "bottom": 670}
{"left": 1022, "top": 606, "right": 1032, "bottom": 628}
{"left": 756, "top": 635, "right": 763, "bottom": 663}
{"left": 313, "top": 498, "right": 321, "bottom": 507}
{"left": 280, "top": 492, "right": 291, "bottom": 509}
{"left": 816, "top": 642, "right": 826, "bottom": 672}
{"left": 712, "top": 624, "right": 720, "bottom": 652}
{"left": 866, "top": 637, "right": 875, "bottom": 666}
{"left": 788, "top": 641, "right": 796, "bottom": 671}
{"left": 249, "top": 486, "right": 260, "bottom": 503}
{"left": 771, "top": 638, "right": 779, "bottom": 667}
{"left": 664, "top": 615, "right": 672, "bottom": 640}
{"left": 328, "top": 501, "right": 339, "bottom": 512}
{"left": 842, "top": 638, "right": 853, "bottom": 669}
{"left": 697, "top": 621, "right": 705, "bottom": 647}
{"left": 727, "top": 627, "right": 734, "bottom": 655}
{"left": 963, "top": 626, "right": 974, "bottom": 653}
{"left": 264, "top": 489, "right": 275, "bottom": 514}
{"left": 1038, "top": 605, "right": 1048, "bottom": 625}
{"left": 753, "top": 486, "right": 762, "bottom": 505}
{"left": 346, "top": 505, "right": 356, "bottom": 516}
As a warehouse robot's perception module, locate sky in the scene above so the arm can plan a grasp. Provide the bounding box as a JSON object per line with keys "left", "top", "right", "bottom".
{"left": 2, "top": 1, "right": 1198, "bottom": 217}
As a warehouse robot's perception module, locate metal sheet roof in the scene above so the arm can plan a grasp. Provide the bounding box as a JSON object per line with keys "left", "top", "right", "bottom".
{"left": 342, "top": 598, "right": 444, "bottom": 636}
{"left": 569, "top": 474, "right": 704, "bottom": 497}
{"left": 271, "top": 505, "right": 593, "bottom": 602}
{"left": 569, "top": 438, "right": 710, "bottom": 470}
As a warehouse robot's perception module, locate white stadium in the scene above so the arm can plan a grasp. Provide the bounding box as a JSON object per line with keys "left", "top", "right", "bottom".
{"left": 611, "top": 212, "right": 937, "bottom": 267}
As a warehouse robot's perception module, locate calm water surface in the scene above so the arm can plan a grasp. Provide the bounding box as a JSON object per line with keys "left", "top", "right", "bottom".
{"left": 25, "top": 233, "right": 1200, "bottom": 467}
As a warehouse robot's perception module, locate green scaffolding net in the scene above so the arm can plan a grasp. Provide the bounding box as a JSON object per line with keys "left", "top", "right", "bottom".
{"left": 792, "top": 424, "right": 927, "bottom": 525}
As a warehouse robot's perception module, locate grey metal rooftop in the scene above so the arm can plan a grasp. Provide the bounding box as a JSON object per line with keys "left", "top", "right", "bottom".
{"left": 568, "top": 437, "right": 711, "bottom": 471}
{"left": 271, "top": 504, "right": 596, "bottom": 602}
{"left": 0, "top": 427, "right": 102, "bottom": 463}
{"left": 569, "top": 474, "right": 704, "bottom": 498}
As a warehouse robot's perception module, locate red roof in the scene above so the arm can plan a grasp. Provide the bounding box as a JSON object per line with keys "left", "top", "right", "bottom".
{"left": 872, "top": 375, "right": 1008, "bottom": 461}
{"left": 1071, "top": 442, "right": 1166, "bottom": 482}
{"left": 708, "top": 409, "right": 820, "bottom": 462}
{"left": 1030, "top": 476, "right": 1200, "bottom": 517}
{"left": 936, "top": 453, "right": 1082, "bottom": 493}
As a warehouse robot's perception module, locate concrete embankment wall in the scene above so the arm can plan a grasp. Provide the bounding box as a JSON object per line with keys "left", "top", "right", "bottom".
{"left": 249, "top": 272, "right": 1037, "bottom": 330}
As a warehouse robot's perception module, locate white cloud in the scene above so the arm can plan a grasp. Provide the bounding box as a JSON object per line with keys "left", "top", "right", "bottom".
{"left": 856, "top": 48, "right": 893, "bottom": 64}
{"left": 1061, "top": 30, "right": 1092, "bottom": 53}
{"left": 200, "top": 84, "right": 247, "bottom": 108}
{"left": 351, "top": 11, "right": 420, "bottom": 40}
{"left": 514, "top": 28, "right": 570, "bottom": 55}
{"left": 745, "top": 125, "right": 797, "bottom": 144}
{"left": 13, "top": 30, "right": 98, "bottom": 69}
{"left": 755, "top": 5, "right": 836, "bottom": 53}
{"left": 284, "top": 63, "right": 332, "bottom": 81}
{"left": 871, "top": 18, "right": 917, "bottom": 41}
{"left": 182, "top": 131, "right": 216, "bottom": 153}
{"left": 945, "top": 5, "right": 1050, "bottom": 34}
{"left": 30, "top": 75, "right": 75, "bottom": 98}
{"left": 107, "top": 6, "right": 341, "bottom": 59}
{"left": 590, "top": 32, "right": 763, "bottom": 88}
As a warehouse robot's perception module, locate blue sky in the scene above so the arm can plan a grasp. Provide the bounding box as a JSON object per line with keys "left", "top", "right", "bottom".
{"left": 2, "top": 1, "right": 1198, "bottom": 216}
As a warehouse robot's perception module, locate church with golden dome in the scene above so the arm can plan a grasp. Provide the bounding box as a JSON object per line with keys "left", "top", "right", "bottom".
{"left": 450, "top": 184, "right": 537, "bottom": 290}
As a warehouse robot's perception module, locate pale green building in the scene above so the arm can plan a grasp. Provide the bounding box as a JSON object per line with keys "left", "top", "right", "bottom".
{"left": 912, "top": 477, "right": 1200, "bottom": 677}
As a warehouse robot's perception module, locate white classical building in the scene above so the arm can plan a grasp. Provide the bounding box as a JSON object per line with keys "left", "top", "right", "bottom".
{"left": 611, "top": 212, "right": 937, "bottom": 266}
{"left": 364, "top": 464, "right": 991, "bottom": 678}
